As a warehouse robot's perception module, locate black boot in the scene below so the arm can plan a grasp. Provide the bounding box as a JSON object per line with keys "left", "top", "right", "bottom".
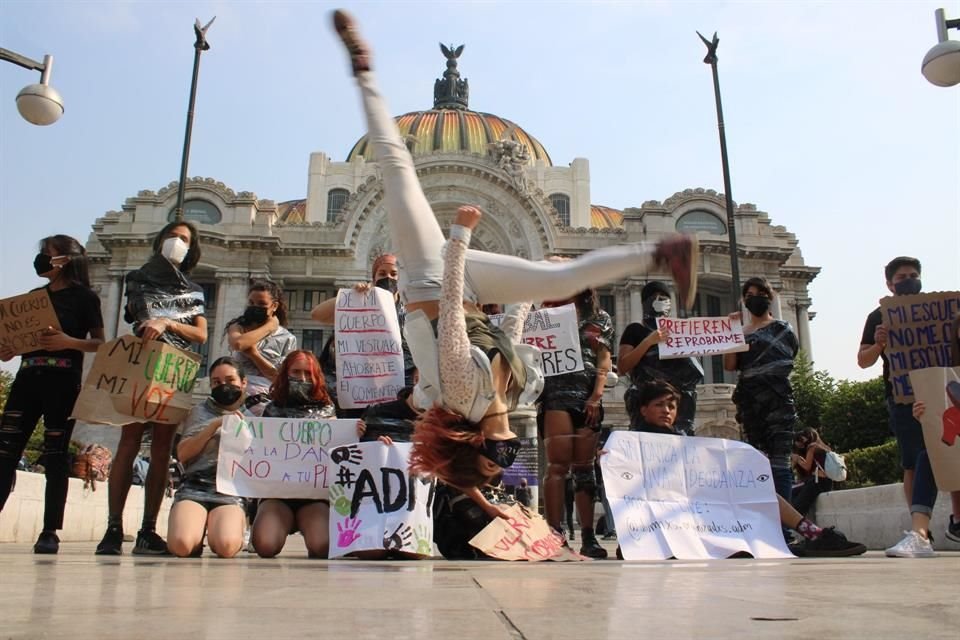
{"left": 579, "top": 529, "right": 608, "bottom": 559}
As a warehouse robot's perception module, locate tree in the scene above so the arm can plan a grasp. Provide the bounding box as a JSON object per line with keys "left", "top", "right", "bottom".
{"left": 819, "top": 377, "right": 890, "bottom": 453}
{"left": 790, "top": 351, "right": 836, "bottom": 430}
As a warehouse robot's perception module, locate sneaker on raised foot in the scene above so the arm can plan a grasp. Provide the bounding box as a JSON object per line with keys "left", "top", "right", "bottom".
{"left": 885, "top": 530, "right": 936, "bottom": 558}
{"left": 95, "top": 525, "right": 124, "bottom": 556}
{"left": 579, "top": 531, "right": 608, "bottom": 559}
{"left": 132, "top": 529, "right": 170, "bottom": 556}
{"left": 802, "top": 527, "right": 866, "bottom": 558}
{"left": 33, "top": 530, "right": 60, "bottom": 555}
{"left": 653, "top": 234, "right": 698, "bottom": 311}
{"left": 946, "top": 515, "right": 960, "bottom": 544}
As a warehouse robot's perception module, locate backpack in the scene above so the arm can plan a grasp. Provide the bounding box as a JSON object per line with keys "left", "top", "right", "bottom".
{"left": 821, "top": 451, "right": 847, "bottom": 482}
{"left": 72, "top": 444, "right": 113, "bottom": 491}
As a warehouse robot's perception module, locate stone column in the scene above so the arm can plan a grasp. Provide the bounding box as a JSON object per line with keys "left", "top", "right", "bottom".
{"left": 629, "top": 285, "right": 644, "bottom": 325}
{"left": 212, "top": 273, "right": 250, "bottom": 363}
{"left": 102, "top": 270, "right": 125, "bottom": 339}
{"left": 614, "top": 287, "right": 628, "bottom": 346}
{"left": 796, "top": 301, "right": 813, "bottom": 360}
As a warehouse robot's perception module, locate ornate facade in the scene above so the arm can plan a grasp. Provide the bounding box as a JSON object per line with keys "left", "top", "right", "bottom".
{"left": 84, "top": 47, "right": 819, "bottom": 436}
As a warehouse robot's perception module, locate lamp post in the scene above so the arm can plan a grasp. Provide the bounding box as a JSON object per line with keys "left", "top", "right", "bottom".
{"left": 697, "top": 31, "right": 741, "bottom": 309}
{"left": 922, "top": 8, "right": 960, "bottom": 87}
{"left": 173, "top": 17, "right": 215, "bottom": 222}
{"left": 0, "top": 47, "right": 63, "bottom": 125}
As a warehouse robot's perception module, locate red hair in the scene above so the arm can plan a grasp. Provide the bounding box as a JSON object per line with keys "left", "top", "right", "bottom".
{"left": 409, "top": 406, "right": 498, "bottom": 489}
{"left": 270, "top": 350, "right": 331, "bottom": 406}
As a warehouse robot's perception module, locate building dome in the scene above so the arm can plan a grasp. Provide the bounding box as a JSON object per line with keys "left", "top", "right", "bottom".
{"left": 346, "top": 43, "right": 551, "bottom": 167}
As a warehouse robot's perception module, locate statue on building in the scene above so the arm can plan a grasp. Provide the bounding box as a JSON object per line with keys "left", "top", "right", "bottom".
{"left": 488, "top": 128, "right": 531, "bottom": 193}
{"left": 434, "top": 43, "right": 469, "bottom": 110}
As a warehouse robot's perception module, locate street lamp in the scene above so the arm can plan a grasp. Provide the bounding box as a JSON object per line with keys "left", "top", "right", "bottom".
{"left": 173, "top": 17, "right": 215, "bottom": 222}
{"left": 0, "top": 47, "right": 63, "bottom": 125}
{"left": 922, "top": 8, "right": 960, "bottom": 87}
{"left": 697, "top": 31, "right": 741, "bottom": 309}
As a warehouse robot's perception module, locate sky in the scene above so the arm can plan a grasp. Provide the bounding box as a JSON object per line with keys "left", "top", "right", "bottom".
{"left": 1, "top": 1, "right": 958, "bottom": 382}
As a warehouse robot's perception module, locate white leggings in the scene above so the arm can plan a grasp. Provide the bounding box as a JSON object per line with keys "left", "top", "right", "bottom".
{"left": 357, "top": 72, "right": 657, "bottom": 305}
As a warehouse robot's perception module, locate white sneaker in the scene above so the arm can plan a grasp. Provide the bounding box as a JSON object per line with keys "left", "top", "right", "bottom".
{"left": 885, "top": 531, "right": 936, "bottom": 558}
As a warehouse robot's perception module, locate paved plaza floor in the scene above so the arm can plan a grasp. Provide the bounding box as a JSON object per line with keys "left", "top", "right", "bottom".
{"left": 1, "top": 542, "right": 956, "bottom": 640}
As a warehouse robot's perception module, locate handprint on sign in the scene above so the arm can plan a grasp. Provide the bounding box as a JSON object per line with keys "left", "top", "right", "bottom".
{"left": 329, "top": 483, "right": 352, "bottom": 517}
{"left": 413, "top": 525, "right": 432, "bottom": 556}
{"left": 331, "top": 444, "right": 363, "bottom": 465}
{"left": 337, "top": 517, "right": 363, "bottom": 548}
{"left": 383, "top": 523, "right": 414, "bottom": 551}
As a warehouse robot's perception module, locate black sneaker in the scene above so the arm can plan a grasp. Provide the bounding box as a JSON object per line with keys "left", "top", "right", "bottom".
{"left": 132, "top": 529, "right": 170, "bottom": 556}
{"left": 615, "top": 545, "right": 623, "bottom": 560}
{"left": 579, "top": 531, "right": 609, "bottom": 559}
{"left": 33, "top": 530, "right": 60, "bottom": 555}
{"left": 95, "top": 526, "right": 124, "bottom": 556}
{"left": 946, "top": 515, "right": 960, "bottom": 544}
{"left": 801, "top": 527, "right": 866, "bottom": 558}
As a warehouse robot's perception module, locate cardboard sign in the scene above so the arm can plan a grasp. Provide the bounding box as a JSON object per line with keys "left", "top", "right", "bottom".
{"left": 334, "top": 287, "right": 405, "bottom": 408}
{"left": 216, "top": 415, "right": 359, "bottom": 499}
{"left": 909, "top": 367, "right": 960, "bottom": 491}
{"left": 880, "top": 291, "right": 960, "bottom": 403}
{"left": 600, "top": 431, "right": 793, "bottom": 560}
{"left": 0, "top": 289, "right": 63, "bottom": 356}
{"left": 490, "top": 303, "right": 583, "bottom": 377}
{"left": 328, "top": 442, "right": 436, "bottom": 559}
{"left": 469, "top": 504, "right": 584, "bottom": 562}
{"left": 656, "top": 316, "right": 749, "bottom": 359}
{"left": 71, "top": 335, "right": 201, "bottom": 426}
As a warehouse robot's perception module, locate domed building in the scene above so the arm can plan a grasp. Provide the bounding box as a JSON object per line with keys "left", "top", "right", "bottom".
{"left": 84, "top": 45, "right": 819, "bottom": 439}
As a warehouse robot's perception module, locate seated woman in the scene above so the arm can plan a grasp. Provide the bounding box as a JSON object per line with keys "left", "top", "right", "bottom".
{"left": 167, "top": 357, "right": 249, "bottom": 558}
{"left": 790, "top": 428, "right": 833, "bottom": 516}
{"left": 251, "top": 350, "right": 353, "bottom": 559}
{"left": 626, "top": 381, "right": 866, "bottom": 558}
{"left": 332, "top": 10, "right": 697, "bottom": 507}
{"left": 225, "top": 281, "right": 297, "bottom": 415}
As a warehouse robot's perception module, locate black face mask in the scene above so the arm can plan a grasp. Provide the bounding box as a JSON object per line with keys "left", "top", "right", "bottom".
{"left": 288, "top": 379, "right": 315, "bottom": 405}
{"left": 893, "top": 278, "right": 922, "bottom": 296}
{"left": 744, "top": 295, "right": 771, "bottom": 317}
{"left": 374, "top": 277, "right": 398, "bottom": 294}
{"left": 243, "top": 305, "right": 270, "bottom": 326}
{"left": 211, "top": 383, "right": 243, "bottom": 407}
{"left": 478, "top": 437, "right": 522, "bottom": 468}
{"left": 33, "top": 253, "right": 53, "bottom": 276}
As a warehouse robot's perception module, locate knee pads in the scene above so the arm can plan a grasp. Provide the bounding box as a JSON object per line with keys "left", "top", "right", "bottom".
{"left": 573, "top": 467, "right": 597, "bottom": 497}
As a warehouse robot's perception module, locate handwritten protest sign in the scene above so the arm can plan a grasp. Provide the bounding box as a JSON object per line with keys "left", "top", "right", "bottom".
{"left": 490, "top": 303, "right": 582, "bottom": 377}
{"left": 880, "top": 291, "right": 960, "bottom": 403}
{"left": 469, "top": 504, "right": 583, "bottom": 562}
{"left": 71, "top": 335, "right": 200, "bottom": 426}
{"left": 334, "top": 287, "right": 405, "bottom": 409}
{"left": 656, "top": 316, "right": 748, "bottom": 359}
{"left": 909, "top": 367, "right": 960, "bottom": 491}
{"left": 328, "top": 442, "right": 435, "bottom": 559}
{"left": 216, "top": 415, "right": 358, "bottom": 499}
{"left": 600, "top": 431, "right": 792, "bottom": 560}
{"left": 499, "top": 436, "right": 538, "bottom": 489}
{"left": 0, "top": 289, "right": 62, "bottom": 356}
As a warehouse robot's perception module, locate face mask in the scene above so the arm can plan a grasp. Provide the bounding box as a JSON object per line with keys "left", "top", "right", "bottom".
{"left": 33, "top": 253, "right": 54, "bottom": 276}
{"left": 374, "top": 277, "right": 398, "bottom": 294}
{"left": 211, "top": 383, "right": 243, "bottom": 407}
{"left": 243, "top": 305, "right": 269, "bottom": 326}
{"left": 161, "top": 237, "right": 189, "bottom": 265}
{"left": 288, "top": 379, "right": 315, "bottom": 404}
{"left": 893, "top": 278, "right": 922, "bottom": 296}
{"left": 744, "top": 295, "right": 771, "bottom": 317}
{"left": 651, "top": 298, "right": 672, "bottom": 317}
{"left": 478, "top": 437, "right": 522, "bottom": 468}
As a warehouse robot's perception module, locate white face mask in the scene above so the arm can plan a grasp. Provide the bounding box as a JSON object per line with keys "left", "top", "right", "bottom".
{"left": 652, "top": 298, "right": 672, "bottom": 316}
{"left": 161, "top": 237, "right": 189, "bottom": 265}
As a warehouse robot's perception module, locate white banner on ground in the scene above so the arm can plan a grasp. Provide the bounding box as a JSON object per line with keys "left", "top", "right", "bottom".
{"left": 600, "top": 431, "right": 792, "bottom": 560}
{"left": 334, "top": 287, "right": 405, "bottom": 408}
{"left": 489, "top": 303, "right": 583, "bottom": 377}
{"left": 328, "top": 442, "right": 435, "bottom": 559}
{"left": 656, "top": 316, "right": 749, "bottom": 359}
{"left": 216, "top": 415, "right": 358, "bottom": 499}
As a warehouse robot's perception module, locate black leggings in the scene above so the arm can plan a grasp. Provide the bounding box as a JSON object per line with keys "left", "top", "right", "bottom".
{"left": 0, "top": 367, "right": 81, "bottom": 531}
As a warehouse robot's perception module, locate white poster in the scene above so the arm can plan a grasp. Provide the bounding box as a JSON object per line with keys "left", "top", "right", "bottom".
{"left": 490, "top": 303, "right": 583, "bottom": 377}
{"left": 334, "top": 287, "right": 405, "bottom": 408}
{"left": 328, "top": 442, "right": 436, "bottom": 559}
{"left": 909, "top": 366, "right": 960, "bottom": 491}
{"left": 656, "top": 316, "right": 749, "bottom": 360}
{"left": 216, "top": 415, "right": 358, "bottom": 499}
{"left": 601, "top": 431, "right": 793, "bottom": 560}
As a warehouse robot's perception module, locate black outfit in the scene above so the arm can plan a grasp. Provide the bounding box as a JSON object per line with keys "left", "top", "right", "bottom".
{"left": 0, "top": 285, "right": 103, "bottom": 531}
{"left": 861, "top": 308, "right": 893, "bottom": 398}
{"left": 359, "top": 389, "right": 418, "bottom": 443}
{"left": 732, "top": 320, "right": 799, "bottom": 502}
{"left": 620, "top": 319, "right": 704, "bottom": 435}
{"left": 791, "top": 448, "right": 833, "bottom": 516}
{"left": 124, "top": 255, "right": 204, "bottom": 351}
